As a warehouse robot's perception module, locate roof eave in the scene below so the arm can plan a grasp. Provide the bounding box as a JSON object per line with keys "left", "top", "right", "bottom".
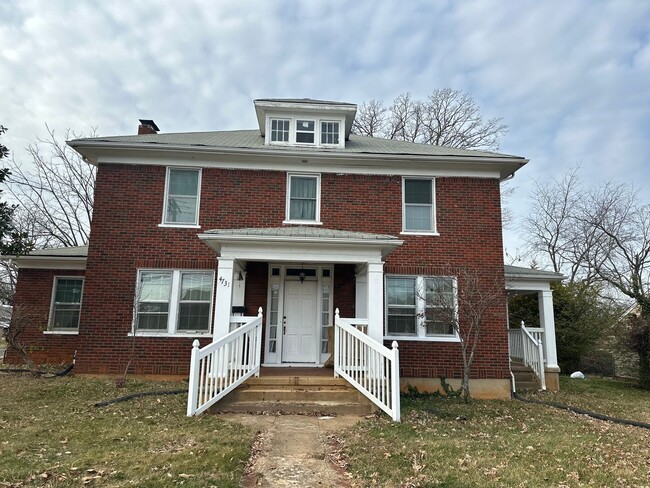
{"left": 9, "top": 255, "right": 87, "bottom": 270}
{"left": 68, "top": 139, "right": 528, "bottom": 179}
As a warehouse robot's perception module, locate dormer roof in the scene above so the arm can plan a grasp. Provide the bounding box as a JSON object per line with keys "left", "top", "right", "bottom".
{"left": 253, "top": 98, "right": 357, "bottom": 140}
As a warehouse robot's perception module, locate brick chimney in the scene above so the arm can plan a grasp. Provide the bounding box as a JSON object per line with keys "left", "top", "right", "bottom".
{"left": 138, "top": 119, "right": 159, "bottom": 135}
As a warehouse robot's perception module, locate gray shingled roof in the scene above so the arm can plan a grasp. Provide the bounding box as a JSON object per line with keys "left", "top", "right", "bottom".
{"left": 505, "top": 265, "right": 564, "bottom": 281}
{"left": 202, "top": 227, "right": 399, "bottom": 241}
{"left": 70, "top": 129, "right": 522, "bottom": 160}
{"left": 27, "top": 246, "right": 88, "bottom": 257}
{"left": 254, "top": 98, "right": 356, "bottom": 106}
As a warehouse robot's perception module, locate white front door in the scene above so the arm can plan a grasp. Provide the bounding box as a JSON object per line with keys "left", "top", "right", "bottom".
{"left": 282, "top": 280, "right": 318, "bottom": 363}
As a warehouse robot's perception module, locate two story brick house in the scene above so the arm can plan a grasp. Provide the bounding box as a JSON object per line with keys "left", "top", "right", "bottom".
{"left": 6, "top": 98, "right": 560, "bottom": 407}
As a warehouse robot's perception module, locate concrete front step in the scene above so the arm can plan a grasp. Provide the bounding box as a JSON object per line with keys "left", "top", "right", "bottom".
{"left": 227, "top": 388, "right": 364, "bottom": 403}
{"left": 210, "top": 400, "right": 377, "bottom": 415}
{"left": 208, "top": 373, "right": 378, "bottom": 416}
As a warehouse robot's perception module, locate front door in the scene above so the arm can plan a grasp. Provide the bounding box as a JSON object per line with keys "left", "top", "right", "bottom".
{"left": 282, "top": 280, "right": 318, "bottom": 363}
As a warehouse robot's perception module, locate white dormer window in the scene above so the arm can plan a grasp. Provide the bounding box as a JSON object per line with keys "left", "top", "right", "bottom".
{"left": 270, "top": 119, "right": 290, "bottom": 143}
{"left": 321, "top": 121, "right": 339, "bottom": 145}
{"left": 265, "top": 116, "right": 345, "bottom": 148}
{"left": 296, "top": 120, "right": 315, "bottom": 144}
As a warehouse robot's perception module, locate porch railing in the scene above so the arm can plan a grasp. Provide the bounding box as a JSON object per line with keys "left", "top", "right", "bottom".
{"left": 187, "top": 308, "right": 263, "bottom": 416}
{"left": 334, "top": 309, "right": 400, "bottom": 422}
{"left": 508, "top": 321, "right": 546, "bottom": 390}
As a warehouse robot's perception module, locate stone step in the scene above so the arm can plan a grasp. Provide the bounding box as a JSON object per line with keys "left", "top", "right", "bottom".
{"left": 245, "top": 376, "right": 349, "bottom": 387}
{"left": 228, "top": 387, "right": 363, "bottom": 403}
{"left": 210, "top": 400, "right": 377, "bottom": 416}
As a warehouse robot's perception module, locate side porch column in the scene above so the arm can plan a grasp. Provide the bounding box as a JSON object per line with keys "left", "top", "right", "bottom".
{"left": 213, "top": 257, "right": 235, "bottom": 340}
{"left": 355, "top": 264, "right": 368, "bottom": 319}
{"left": 538, "top": 290, "right": 560, "bottom": 371}
{"left": 366, "top": 261, "right": 384, "bottom": 343}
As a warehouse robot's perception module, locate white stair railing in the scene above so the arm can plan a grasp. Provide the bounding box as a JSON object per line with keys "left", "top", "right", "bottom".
{"left": 334, "top": 309, "right": 400, "bottom": 422}
{"left": 512, "top": 321, "right": 546, "bottom": 391}
{"left": 187, "top": 308, "right": 263, "bottom": 416}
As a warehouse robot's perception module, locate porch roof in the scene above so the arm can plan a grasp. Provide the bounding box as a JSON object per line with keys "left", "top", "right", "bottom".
{"left": 202, "top": 227, "right": 399, "bottom": 241}
{"left": 198, "top": 227, "right": 403, "bottom": 262}
{"left": 3, "top": 245, "right": 88, "bottom": 269}
{"left": 505, "top": 264, "right": 564, "bottom": 293}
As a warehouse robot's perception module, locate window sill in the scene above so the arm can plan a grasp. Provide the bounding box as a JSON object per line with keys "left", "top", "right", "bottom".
{"left": 399, "top": 231, "right": 440, "bottom": 236}
{"left": 282, "top": 220, "right": 323, "bottom": 226}
{"left": 158, "top": 223, "right": 201, "bottom": 229}
{"left": 43, "top": 330, "right": 79, "bottom": 335}
{"left": 127, "top": 331, "right": 211, "bottom": 338}
{"left": 384, "top": 335, "right": 460, "bottom": 343}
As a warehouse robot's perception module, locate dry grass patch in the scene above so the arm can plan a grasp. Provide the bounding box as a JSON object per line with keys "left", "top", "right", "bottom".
{"left": 341, "top": 378, "right": 650, "bottom": 487}
{"left": 0, "top": 373, "right": 255, "bottom": 487}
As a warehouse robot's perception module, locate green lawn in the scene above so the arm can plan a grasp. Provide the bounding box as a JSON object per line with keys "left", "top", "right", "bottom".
{"left": 341, "top": 377, "right": 650, "bottom": 487}
{"left": 0, "top": 373, "right": 255, "bottom": 487}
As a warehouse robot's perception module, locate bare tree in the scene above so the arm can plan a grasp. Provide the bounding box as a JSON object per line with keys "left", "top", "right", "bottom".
{"left": 522, "top": 167, "right": 599, "bottom": 283}
{"left": 353, "top": 89, "right": 508, "bottom": 151}
{"left": 421, "top": 268, "right": 504, "bottom": 403}
{"left": 526, "top": 168, "right": 650, "bottom": 386}
{"left": 4, "top": 305, "right": 41, "bottom": 371}
{"left": 7, "top": 126, "right": 95, "bottom": 249}
{"left": 579, "top": 182, "right": 650, "bottom": 318}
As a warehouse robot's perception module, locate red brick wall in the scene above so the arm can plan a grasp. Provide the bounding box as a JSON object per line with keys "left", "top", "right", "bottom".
{"left": 18, "top": 164, "right": 508, "bottom": 380}
{"left": 4, "top": 268, "right": 84, "bottom": 365}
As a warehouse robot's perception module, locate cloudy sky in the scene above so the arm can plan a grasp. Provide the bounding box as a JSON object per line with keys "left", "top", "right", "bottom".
{"left": 1, "top": 0, "right": 649, "bottom": 258}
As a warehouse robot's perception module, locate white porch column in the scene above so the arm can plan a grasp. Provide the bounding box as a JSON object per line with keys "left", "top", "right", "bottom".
{"left": 355, "top": 264, "right": 368, "bottom": 319}
{"left": 538, "top": 290, "right": 560, "bottom": 371}
{"left": 213, "top": 257, "right": 235, "bottom": 340}
{"left": 366, "top": 261, "right": 384, "bottom": 343}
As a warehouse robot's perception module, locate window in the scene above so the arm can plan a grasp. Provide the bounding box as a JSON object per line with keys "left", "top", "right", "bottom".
{"left": 177, "top": 273, "right": 212, "bottom": 331}
{"left": 403, "top": 178, "right": 436, "bottom": 233}
{"left": 270, "top": 118, "right": 290, "bottom": 142}
{"left": 424, "top": 277, "right": 455, "bottom": 336}
{"left": 266, "top": 117, "right": 344, "bottom": 147}
{"left": 385, "top": 275, "right": 457, "bottom": 340}
{"left": 295, "top": 120, "right": 315, "bottom": 144}
{"left": 320, "top": 121, "right": 340, "bottom": 145}
{"left": 286, "top": 173, "right": 320, "bottom": 223}
{"left": 386, "top": 277, "right": 417, "bottom": 336}
{"left": 135, "top": 270, "right": 213, "bottom": 334}
{"left": 49, "top": 277, "right": 84, "bottom": 330}
{"left": 163, "top": 168, "right": 201, "bottom": 226}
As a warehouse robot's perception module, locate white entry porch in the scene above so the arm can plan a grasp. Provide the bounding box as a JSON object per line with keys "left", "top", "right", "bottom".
{"left": 187, "top": 227, "right": 404, "bottom": 420}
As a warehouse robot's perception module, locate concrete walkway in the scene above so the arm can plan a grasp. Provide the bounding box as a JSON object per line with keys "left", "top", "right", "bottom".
{"left": 222, "top": 413, "right": 364, "bottom": 487}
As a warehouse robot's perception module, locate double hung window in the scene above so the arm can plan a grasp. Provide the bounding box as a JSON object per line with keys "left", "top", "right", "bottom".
{"left": 49, "top": 277, "right": 84, "bottom": 331}
{"left": 295, "top": 120, "right": 315, "bottom": 143}
{"left": 163, "top": 168, "right": 201, "bottom": 226}
{"left": 385, "top": 275, "right": 457, "bottom": 340}
{"left": 403, "top": 178, "right": 436, "bottom": 233}
{"left": 135, "top": 270, "right": 213, "bottom": 334}
{"left": 286, "top": 174, "right": 320, "bottom": 223}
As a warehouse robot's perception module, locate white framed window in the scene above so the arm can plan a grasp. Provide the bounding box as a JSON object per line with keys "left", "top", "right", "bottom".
{"left": 270, "top": 118, "right": 290, "bottom": 143}
{"left": 48, "top": 277, "right": 84, "bottom": 331}
{"left": 285, "top": 173, "right": 321, "bottom": 224}
{"left": 134, "top": 269, "right": 214, "bottom": 335}
{"left": 295, "top": 119, "right": 315, "bottom": 144}
{"left": 402, "top": 177, "right": 437, "bottom": 234}
{"left": 385, "top": 275, "right": 458, "bottom": 341}
{"left": 266, "top": 116, "right": 345, "bottom": 148}
{"left": 162, "top": 167, "right": 201, "bottom": 226}
{"left": 320, "top": 121, "right": 340, "bottom": 145}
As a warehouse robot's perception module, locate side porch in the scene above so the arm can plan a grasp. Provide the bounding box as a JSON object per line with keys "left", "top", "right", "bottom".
{"left": 505, "top": 265, "right": 564, "bottom": 391}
